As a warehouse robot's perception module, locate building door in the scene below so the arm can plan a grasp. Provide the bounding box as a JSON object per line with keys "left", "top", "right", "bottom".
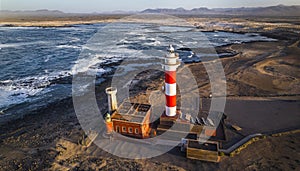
{"left": 116, "top": 126, "right": 120, "bottom": 133}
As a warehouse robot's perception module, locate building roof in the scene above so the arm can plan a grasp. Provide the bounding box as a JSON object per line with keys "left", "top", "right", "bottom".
{"left": 159, "top": 109, "right": 226, "bottom": 141}
{"left": 188, "top": 140, "right": 219, "bottom": 151}
{"left": 111, "top": 102, "right": 151, "bottom": 124}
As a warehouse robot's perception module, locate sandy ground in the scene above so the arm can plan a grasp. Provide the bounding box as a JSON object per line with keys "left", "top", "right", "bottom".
{"left": 0, "top": 20, "right": 115, "bottom": 27}
{"left": 0, "top": 15, "right": 123, "bottom": 27}
{"left": 0, "top": 16, "right": 300, "bottom": 170}
{"left": 0, "top": 87, "right": 299, "bottom": 171}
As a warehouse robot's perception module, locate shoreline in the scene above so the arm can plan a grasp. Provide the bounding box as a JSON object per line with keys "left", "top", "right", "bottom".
{"left": 0, "top": 20, "right": 115, "bottom": 27}
{"left": 0, "top": 36, "right": 299, "bottom": 125}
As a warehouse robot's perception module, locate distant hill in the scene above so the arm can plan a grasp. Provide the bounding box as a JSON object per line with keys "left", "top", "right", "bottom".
{"left": 141, "top": 7, "right": 213, "bottom": 14}
{"left": 0, "top": 9, "right": 65, "bottom": 17}
{"left": 141, "top": 5, "right": 300, "bottom": 16}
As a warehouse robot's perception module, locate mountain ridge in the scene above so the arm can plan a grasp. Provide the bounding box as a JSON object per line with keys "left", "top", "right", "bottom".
{"left": 141, "top": 5, "right": 300, "bottom": 16}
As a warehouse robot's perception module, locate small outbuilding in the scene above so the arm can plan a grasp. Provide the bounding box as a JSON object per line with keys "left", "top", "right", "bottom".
{"left": 187, "top": 140, "right": 220, "bottom": 163}
{"left": 111, "top": 101, "right": 152, "bottom": 139}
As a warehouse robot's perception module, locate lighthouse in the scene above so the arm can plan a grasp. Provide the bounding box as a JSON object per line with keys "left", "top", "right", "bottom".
{"left": 105, "top": 87, "right": 118, "bottom": 113}
{"left": 163, "top": 45, "right": 180, "bottom": 116}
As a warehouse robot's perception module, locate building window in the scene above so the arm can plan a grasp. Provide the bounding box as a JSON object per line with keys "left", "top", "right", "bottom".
{"left": 135, "top": 128, "right": 139, "bottom": 134}
{"left": 122, "top": 126, "right": 127, "bottom": 133}
{"left": 128, "top": 127, "right": 133, "bottom": 133}
{"left": 116, "top": 126, "right": 120, "bottom": 133}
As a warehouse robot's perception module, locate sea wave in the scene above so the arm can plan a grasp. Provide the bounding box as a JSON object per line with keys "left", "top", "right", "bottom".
{"left": 56, "top": 44, "right": 82, "bottom": 49}
{"left": 0, "top": 41, "right": 49, "bottom": 48}
{"left": 0, "top": 71, "right": 71, "bottom": 109}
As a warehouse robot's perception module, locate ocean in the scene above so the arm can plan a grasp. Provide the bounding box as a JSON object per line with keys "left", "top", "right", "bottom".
{"left": 0, "top": 23, "right": 276, "bottom": 119}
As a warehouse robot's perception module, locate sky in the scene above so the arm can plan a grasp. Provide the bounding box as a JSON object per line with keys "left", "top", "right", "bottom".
{"left": 1, "top": 0, "right": 300, "bottom": 13}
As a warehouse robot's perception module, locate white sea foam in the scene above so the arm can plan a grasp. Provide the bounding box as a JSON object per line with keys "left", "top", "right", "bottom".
{"left": 85, "top": 67, "right": 109, "bottom": 76}
{"left": 159, "top": 26, "right": 192, "bottom": 32}
{"left": 69, "top": 37, "right": 81, "bottom": 43}
{"left": 0, "top": 41, "right": 49, "bottom": 48}
{"left": 0, "top": 70, "right": 72, "bottom": 109}
{"left": 56, "top": 44, "right": 81, "bottom": 49}
{"left": 144, "top": 40, "right": 161, "bottom": 46}
{"left": 44, "top": 55, "right": 51, "bottom": 62}
{"left": 0, "top": 83, "right": 44, "bottom": 109}
{"left": 72, "top": 55, "right": 104, "bottom": 74}
{"left": 0, "top": 26, "right": 43, "bottom": 30}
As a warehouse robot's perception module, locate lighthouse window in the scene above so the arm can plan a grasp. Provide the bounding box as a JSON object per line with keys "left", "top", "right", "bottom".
{"left": 128, "top": 127, "right": 133, "bottom": 133}
{"left": 135, "top": 128, "right": 139, "bottom": 134}
{"left": 122, "top": 126, "right": 127, "bottom": 133}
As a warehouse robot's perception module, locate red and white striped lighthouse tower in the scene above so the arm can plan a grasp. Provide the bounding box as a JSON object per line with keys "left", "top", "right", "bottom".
{"left": 163, "top": 45, "right": 180, "bottom": 116}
